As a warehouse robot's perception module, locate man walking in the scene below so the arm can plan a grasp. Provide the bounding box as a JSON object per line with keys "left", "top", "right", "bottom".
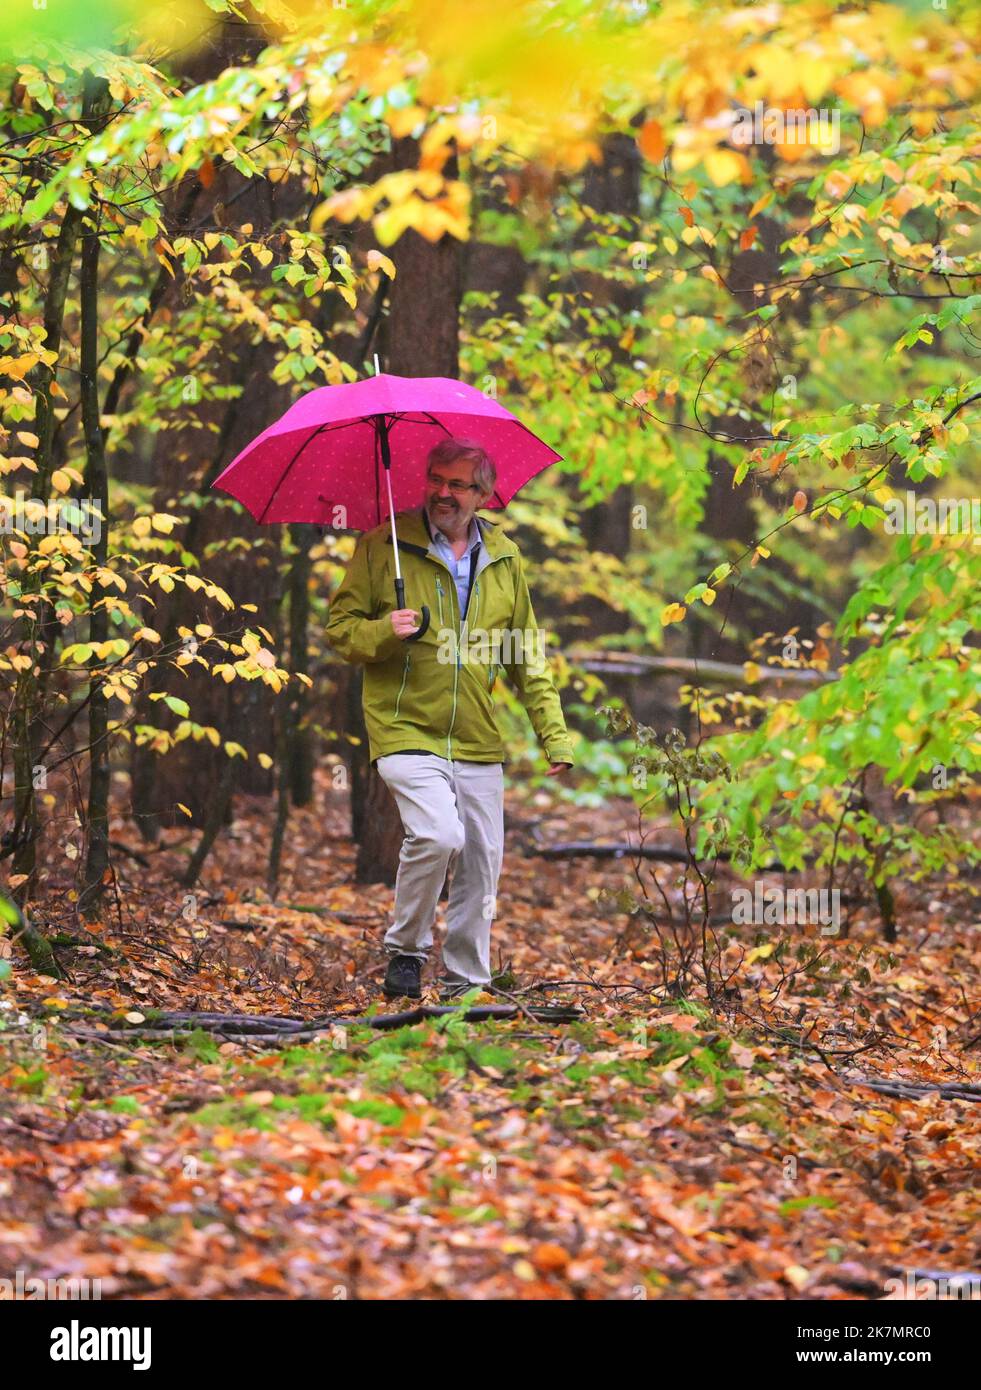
{"left": 324, "top": 438, "right": 575, "bottom": 1000}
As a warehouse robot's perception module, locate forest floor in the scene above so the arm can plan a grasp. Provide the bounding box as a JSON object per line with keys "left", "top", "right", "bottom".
{"left": 1, "top": 770, "right": 978, "bottom": 1300}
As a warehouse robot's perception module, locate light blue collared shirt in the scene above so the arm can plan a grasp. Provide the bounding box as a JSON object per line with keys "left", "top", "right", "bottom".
{"left": 430, "top": 515, "right": 482, "bottom": 624}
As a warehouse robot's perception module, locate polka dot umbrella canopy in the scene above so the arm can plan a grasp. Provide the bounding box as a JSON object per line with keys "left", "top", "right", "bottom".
{"left": 211, "top": 372, "right": 564, "bottom": 641}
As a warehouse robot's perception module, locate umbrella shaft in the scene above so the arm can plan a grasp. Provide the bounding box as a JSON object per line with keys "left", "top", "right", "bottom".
{"left": 383, "top": 461, "right": 400, "bottom": 582}
{"left": 377, "top": 413, "right": 402, "bottom": 586}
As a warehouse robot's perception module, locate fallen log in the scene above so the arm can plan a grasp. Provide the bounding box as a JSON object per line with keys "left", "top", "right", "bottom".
{"left": 843, "top": 1074, "right": 981, "bottom": 1102}
{"left": 532, "top": 841, "right": 705, "bottom": 864}
{"left": 568, "top": 651, "right": 836, "bottom": 686}
{"left": 60, "top": 1002, "right": 585, "bottom": 1047}
{"left": 528, "top": 840, "right": 816, "bottom": 878}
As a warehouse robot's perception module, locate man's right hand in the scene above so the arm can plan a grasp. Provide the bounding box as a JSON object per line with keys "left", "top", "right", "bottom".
{"left": 390, "top": 608, "right": 421, "bottom": 639}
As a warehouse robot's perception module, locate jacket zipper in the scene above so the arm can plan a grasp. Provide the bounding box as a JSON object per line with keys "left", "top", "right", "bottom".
{"left": 394, "top": 651, "right": 411, "bottom": 720}
{"left": 386, "top": 541, "right": 513, "bottom": 756}
{"left": 447, "top": 562, "right": 506, "bottom": 758}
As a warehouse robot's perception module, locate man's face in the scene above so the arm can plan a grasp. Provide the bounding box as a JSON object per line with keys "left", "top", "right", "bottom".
{"left": 424, "top": 456, "right": 491, "bottom": 533}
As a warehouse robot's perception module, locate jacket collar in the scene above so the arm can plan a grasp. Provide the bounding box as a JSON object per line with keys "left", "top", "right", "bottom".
{"left": 384, "top": 506, "right": 516, "bottom": 562}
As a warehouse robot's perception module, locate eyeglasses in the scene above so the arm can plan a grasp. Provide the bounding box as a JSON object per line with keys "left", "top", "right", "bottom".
{"left": 426, "top": 472, "right": 480, "bottom": 496}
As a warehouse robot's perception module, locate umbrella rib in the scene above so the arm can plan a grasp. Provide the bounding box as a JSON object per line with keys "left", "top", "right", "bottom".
{"left": 256, "top": 419, "right": 343, "bottom": 524}
{"left": 417, "top": 410, "right": 453, "bottom": 435}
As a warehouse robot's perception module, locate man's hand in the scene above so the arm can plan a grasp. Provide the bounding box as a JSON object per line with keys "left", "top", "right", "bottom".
{"left": 546, "top": 762, "right": 573, "bottom": 778}
{"left": 390, "top": 608, "right": 421, "bottom": 639}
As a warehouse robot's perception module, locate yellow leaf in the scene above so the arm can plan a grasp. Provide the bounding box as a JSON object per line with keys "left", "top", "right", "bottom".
{"left": 258, "top": 752, "right": 273, "bottom": 770}
{"left": 385, "top": 105, "right": 427, "bottom": 139}
{"left": 177, "top": 803, "right": 193, "bottom": 818}
{"left": 366, "top": 249, "right": 396, "bottom": 279}
{"left": 50, "top": 469, "right": 71, "bottom": 493}
{"left": 660, "top": 603, "right": 687, "bottom": 626}
{"left": 16, "top": 431, "right": 40, "bottom": 448}
{"left": 745, "top": 943, "right": 776, "bottom": 965}
{"left": 0, "top": 354, "right": 38, "bottom": 381}
{"left": 703, "top": 148, "right": 750, "bottom": 187}
{"left": 701, "top": 588, "right": 717, "bottom": 606}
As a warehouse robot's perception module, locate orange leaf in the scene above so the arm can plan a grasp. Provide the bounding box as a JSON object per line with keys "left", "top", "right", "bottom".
{"left": 637, "top": 119, "right": 665, "bottom": 163}
{"left": 532, "top": 1242, "right": 570, "bottom": 1273}
{"left": 739, "top": 225, "right": 758, "bottom": 251}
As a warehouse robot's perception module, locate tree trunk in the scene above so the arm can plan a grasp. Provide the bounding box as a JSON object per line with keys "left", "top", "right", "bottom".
{"left": 78, "top": 129, "right": 113, "bottom": 920}
{"left": 287, "top": 522, "right": 315, "bottom": 807}
{"left": 347, "top": 135, "right": 464, "bottom": 885}
{"left": 125, "top": 22, "right": 305, "bottom": 839}
{"left": 9, "top": 72, "right": 109, "bottom": 972}
{"left": 572, "top": 131, "right": 643, "bottom": 639}
{"left": 699, "top": 212, "right": 822, "bottom": 661}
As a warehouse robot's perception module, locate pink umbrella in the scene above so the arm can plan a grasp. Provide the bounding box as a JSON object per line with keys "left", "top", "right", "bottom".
{"left": 211, "top": 373, "right": 563, "bottom": 641}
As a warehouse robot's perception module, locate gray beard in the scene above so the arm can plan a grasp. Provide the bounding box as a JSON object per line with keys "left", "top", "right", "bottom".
{"left": 428, "top": 500, "right": 465, "bottom": 534}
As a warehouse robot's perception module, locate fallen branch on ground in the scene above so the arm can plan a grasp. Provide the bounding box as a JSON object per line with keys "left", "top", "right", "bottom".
{"left": 568, "top": 651, "right": 836, "bottom": 686}
{"left": 842, "top": 1074, "right": 981, "bottom": 1102}
{"left": 56, "top": 1002, "right": 585, "bottom": 1047}
{"left": 531, "top": 841, "right": 709, "bottom": 864}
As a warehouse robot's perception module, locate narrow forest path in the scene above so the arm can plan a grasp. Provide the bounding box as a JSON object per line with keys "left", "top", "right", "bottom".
{"left": 2, "top": 769, "right": 977, "bottom": 1299}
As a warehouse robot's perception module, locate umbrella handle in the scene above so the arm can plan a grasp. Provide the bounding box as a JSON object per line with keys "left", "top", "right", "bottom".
{"left": 394, "top": 578, "right": 430, "bottom": 642}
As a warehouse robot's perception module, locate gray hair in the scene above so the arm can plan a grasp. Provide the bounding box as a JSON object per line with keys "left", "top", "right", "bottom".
{"left": 427, "top": 438, "right": 497, "bottom": 500}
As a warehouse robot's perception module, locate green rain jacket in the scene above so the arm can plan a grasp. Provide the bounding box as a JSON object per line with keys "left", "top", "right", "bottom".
{"left": 324, "top": 506, "right": 575, "bottom": 768}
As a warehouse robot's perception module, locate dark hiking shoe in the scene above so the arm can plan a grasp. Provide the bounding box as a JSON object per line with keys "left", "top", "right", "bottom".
{"left": 383, "top": 954, "right": 422, "bottom": 1000}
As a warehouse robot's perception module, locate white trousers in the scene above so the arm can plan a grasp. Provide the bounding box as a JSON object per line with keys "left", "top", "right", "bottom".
{"left": 375, "top": 753, "right": 505, "bottom": 986}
